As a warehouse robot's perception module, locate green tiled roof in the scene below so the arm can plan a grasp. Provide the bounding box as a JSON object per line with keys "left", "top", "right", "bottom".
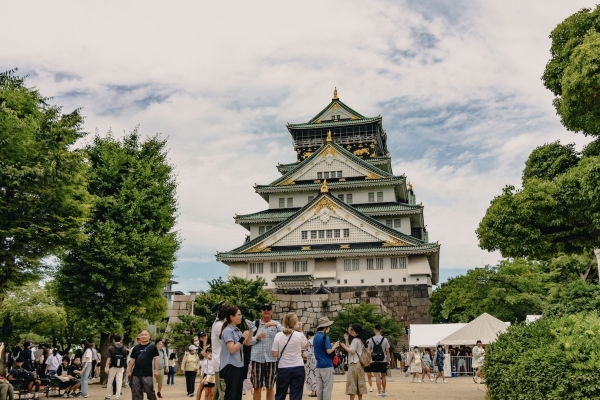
{"left": 235, "top": 203, "right": 421, "bottom": 224}
{"left": 306, "top": 98, "right": 367, "bottom": 124}
{"left": 217, "top": 244, "right": 439, "bottom": 260}
{"left": 272, "top": 275, "right": 313, "bottom": 282}
{"left": 263, "top": 140, "right": 396, "bottom": 188}
{"left": 276, "top": 155, "right": 391, "bottom": 175}
{"left": 289, "top": 117, "right": 380, "bottom": 130}
{"left": 221, "top": 192, "right": 428, "bottom": 256}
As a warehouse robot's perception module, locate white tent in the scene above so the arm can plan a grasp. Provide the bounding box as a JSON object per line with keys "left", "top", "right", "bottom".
{"left": 526, "top": 315, "right": 542, "bottom": 324}
{"left": 409, "top": 323, "right": 467, "bottom": 348}
{"left": 439, "top": 313, "right": 509, "bottom": 346}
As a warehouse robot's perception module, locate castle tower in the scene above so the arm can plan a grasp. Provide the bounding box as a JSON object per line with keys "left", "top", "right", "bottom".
{"left": 216, "top": 89, "right": 440, "bottom": 330}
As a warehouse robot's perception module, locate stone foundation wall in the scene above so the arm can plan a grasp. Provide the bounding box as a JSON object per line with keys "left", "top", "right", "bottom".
{"left": 271, "top": 284, "right": 431, "bottom": 347}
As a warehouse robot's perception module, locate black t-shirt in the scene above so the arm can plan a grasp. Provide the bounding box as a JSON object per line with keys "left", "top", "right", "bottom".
{"left": 67, "top": 364, "right": 81, "bottom": 378}
{"left": 18, "top": 350, "right": 34, "bottom": 371}
{"left": 9, "top": 367, "right": 29, "bottom": 380}
{"left": 458, "top": 349, "right": 467, "bottom": 357}
{"left": 130, "top": 343, "right": 159, "bottom": 377}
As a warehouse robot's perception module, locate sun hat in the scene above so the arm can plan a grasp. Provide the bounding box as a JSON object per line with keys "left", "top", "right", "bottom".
{"left": 188, "top": 345, "right": 197, "bottom": 351}
{"left": 317, "top": 317, "right": 334, "bottom": 329}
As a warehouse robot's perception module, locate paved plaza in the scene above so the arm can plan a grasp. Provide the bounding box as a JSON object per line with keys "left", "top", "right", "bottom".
{"left": 76, "top": 371, "right": 485, "bottom": 400}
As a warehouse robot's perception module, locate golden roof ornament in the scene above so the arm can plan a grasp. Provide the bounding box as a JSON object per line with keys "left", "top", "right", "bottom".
{"left": 333, "top": 87, "right": 338, "bottom": 100}
{"left": 326, "top": 130, "right": 332, "bottom": 142}
{"left": 408, "top": 182, "right": 413, "bottom": 191}
{"left": 320, "top": 179, "right": 329, "bottom": 193}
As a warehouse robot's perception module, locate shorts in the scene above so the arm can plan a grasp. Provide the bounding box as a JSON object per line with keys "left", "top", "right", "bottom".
{"left": 369, "top": 363, "right": 387, "bottom": 374}
{"left": 155, "top": 372, "right": 164, "bottom": 385}
{"left": 458, "top": 359, "right": 466, "bottom": 368}
{"left": 363, "top": 365, "right": 372, "bottom": 373}
{"left": 251, "top": 361, "right": 277, "bottom": 389}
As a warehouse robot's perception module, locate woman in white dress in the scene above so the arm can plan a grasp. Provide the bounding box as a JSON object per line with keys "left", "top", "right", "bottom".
{"left": 408, "top": 347, "right": 423, "bottom": 383}
{"left": 303, "top": 332, "right": 317, "bottom": 397}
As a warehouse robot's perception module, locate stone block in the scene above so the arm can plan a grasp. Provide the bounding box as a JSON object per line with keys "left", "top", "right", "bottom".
{"left": 332, "top": 311, "right": 338, "bottom": 317}
{"left": 340, "top": 292, "right": 354, "bottom": 300}
{"left": 328, "top": 293, "right": 340, "bottom": 302}
{"left": 312, "top": 301, "right": 319, "bottom": 308}
{"left": 298, "top": 302, "right": 305, "bottom": 308}
{"left": 410, "top": 297, "right": 430, "bottom": 307}
{"left": 301, "top": 316, "right": 308, "bottom": 323}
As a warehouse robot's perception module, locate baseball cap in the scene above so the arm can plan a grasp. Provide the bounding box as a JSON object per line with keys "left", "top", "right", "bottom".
{"left": 261, "top": 303, "right": 272, "bottom": 311}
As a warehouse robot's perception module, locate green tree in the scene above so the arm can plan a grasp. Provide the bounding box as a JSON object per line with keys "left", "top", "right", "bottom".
{"left": 542, "top": 6, "right": 600, "bottom": 135}
{"left": 328, "top": 303, "right": 402, "bottom": 348}
{"left": 545, "top": 279, "right": 600, "bottom": 317}
{"left": 0, "top": 70, "right": 90, "bottom": 304}
{"left": 194, "top": 277, "right": 275, "bottom": 331}
{"left": 165, "top": 315, "right": 206, "bottom": 359}
{"left": 477, "top": 139, "right": 600, "bottom": 280}
{"left": 429, "top": 259, "right": 557, "bottom": 324}
{"left": 55, "top": 130, "right": 180, "bottom": 381}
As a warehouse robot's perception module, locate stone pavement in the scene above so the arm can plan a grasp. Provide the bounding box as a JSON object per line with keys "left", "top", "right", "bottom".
{"left": 72, "top": 370, "right": 485, "bottom": 400}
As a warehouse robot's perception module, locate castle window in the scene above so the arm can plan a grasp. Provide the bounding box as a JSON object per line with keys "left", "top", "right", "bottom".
{"left": 385, "top": 219, "right": 393, "bottom": 228}
{"left": 311, "top": 230, "right": 317, "bottom": 239}
{"left": 330, "top": 171, "right": 336, "bottom": 178}
{"left": 317, "top": 172, "right": 323, "bottom": 179}
{"left": 352, "top": 259, "right": 359, "bottom": 270}
{"left": 344, "top": 279, "right": 347, "bottom": 284}
{"left": 361, "top": 279, "right": 364, "bottom": 284}
{"left": 249, "top": 263, "right": 263, "bottom": 274}
{"left": 338, "top": 194, "right": 345, "bottom": 202}
{"left": 334, "top": 229, "right": 340, "bottom": 238}
{"left": 391, "top": 257, "right": 407, "bottom": 269}
{"left": 287, "top": 197, "right": 293, "bottom": 208}
{"left": 366, "top": 259, "right": 374, "bottom": 270}
{"left": 318, "top": 230, "right": 325, "bottom": 239}
{"left": 377, "top": 192, "right": 384, "bottom": 202}
{"left": 381, "top": 278, "right": 384, "bottom": 283}
{"left": 337, "top": 280, "right": 340, "bottom": 284}
{"left": 293, "top": 261, "right": 300, "bottom": 272}
{"left": 389, "top": 278, "right": 392, "bottom": 283}
{"left": 265, "top": 282, "right": 268, "bottom": 286}
{"left": 403, "top": 278, "right": 406, "bottom": 282}
{"left": 346, "top": 194, "right": 353, "bottom": 204}
{"left": 368, "top": 192, "right": 375, "bottom": 202}
{"left": 324, "top": 281, "right": 328, "bottom": 285}
{"left": 259, "top": 226, "right": 265, "bottom": 235}
{"left": 301, "top": 261, "right": 307, "bottom": 272}
{"left": 344, "top": 259, "right": 352, "bottom": 271}
{"left": 308, "top": 195, "right": 314, "bottom": 202}
{"left": 324, "top": 172, "right": 329, "bottom": 179}
{"left": 394, "top": 219, "right": 401, "bottom": 228}
{"left": 279, "top": 262, "right": 286, "bottom": 273}
{"left": 270, "top": 262, "right": 277, "bottom": 273}
{"left": 337, "top": 171, "right": 343, "bottom": 178}
{"left": 416, "top": 278, "right": 420, "bottom": 281}
{"left": 326, "top": 230, "right": 332, "bottom": 238}
{"left": 301, "top": 231, "right": 308, "bottom": 240}
{"left": 279, "top": 198, "right": 285, "bottom": 208}
{"left": 376, "top": 258, "right": 383, "bottom": 270}
{"left": 343, "top": 229, "right": 350, "bottom": 238}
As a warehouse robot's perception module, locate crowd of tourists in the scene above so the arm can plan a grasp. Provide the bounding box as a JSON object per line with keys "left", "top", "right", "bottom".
{"left": 1, "top": 305, "right": 487, "bottom": 400}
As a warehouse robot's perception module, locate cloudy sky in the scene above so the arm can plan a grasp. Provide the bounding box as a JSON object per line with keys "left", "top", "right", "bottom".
{"left": 1, "top": 1, "right": 595, "bottom": 293}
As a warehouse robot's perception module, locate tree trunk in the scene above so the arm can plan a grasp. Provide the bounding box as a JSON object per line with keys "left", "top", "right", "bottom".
{"left": 595, "top": 248, "right": 600, "bottom": 283}
{"left": 99, "top": 332, "right": 111, "bottom": 385}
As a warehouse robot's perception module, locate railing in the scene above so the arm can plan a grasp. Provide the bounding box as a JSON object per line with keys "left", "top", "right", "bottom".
{"left": 450, "top": 356, "right": 475, "bottom": 376}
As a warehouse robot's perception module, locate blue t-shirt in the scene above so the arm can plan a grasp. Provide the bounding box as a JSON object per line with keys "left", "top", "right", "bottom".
{"left": 220, "top": 324, "right": 244, "bottom": 370}
{"left": 313, "top": 332, "right": 333, "bottom": 368}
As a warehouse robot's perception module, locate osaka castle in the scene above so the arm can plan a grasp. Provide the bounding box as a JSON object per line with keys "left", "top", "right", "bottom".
{"left": 216, "top": 89, "right": 440, "bottom": 297}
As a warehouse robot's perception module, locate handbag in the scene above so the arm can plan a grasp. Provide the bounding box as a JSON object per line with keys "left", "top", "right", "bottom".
{"left": 203, "top": 375, "right": 215, "bottom": 384}
{"left": 278, "top": 332, "right": 294, "bottom": 361}
{"left": 358, "top": 340, "right": 372, "bottom": 368}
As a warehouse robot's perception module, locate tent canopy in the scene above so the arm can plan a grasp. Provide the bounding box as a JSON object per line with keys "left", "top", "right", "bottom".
{"left": 409, "top": 323, "right": 467, "bottom": 348}
{"left": 439, "top": 313, "right": 509, "bottom": 346}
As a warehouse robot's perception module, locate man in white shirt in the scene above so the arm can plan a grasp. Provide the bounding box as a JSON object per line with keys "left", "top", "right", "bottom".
{"left": 210, "top": 302, "right": 226, "bottom": 400}
{"left": 367, "top": 325, "right": 390, "bottom": 397}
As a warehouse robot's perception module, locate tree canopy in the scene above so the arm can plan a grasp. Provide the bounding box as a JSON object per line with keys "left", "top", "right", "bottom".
{"left": 194, "top": 276, "right": 275, "bottom": 331}
{"left": 477, "top": 139, "right": 600, "bottom": 279}
{"left": 328, "top": 303, "right": 402, "bottom": 348}
{"left": 0, "top": 70, "right": 90, "bottom": 303}
{"left": 543, "top": 5, "right": 600, "bottom": 135}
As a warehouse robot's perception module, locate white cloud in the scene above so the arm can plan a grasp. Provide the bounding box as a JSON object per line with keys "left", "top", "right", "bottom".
{"left": 1, "top": 0, "right": 595, "bottom": 292}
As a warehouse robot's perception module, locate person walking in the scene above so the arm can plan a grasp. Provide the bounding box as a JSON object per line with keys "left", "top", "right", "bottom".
{"left": 303, "top": 332, "right": 317, "bottom": 397}
{"left": 219, "top": 306, "right": 251, "bottom": 400}
{"left": 341, "top": 325, "right": 366, "bottom": 400}
{"left": 211, "top": 302, "right": 227, "bottom": 400}
{"left": 167, "top": 353, "right": 177, "bottom": 385}
{"left": 367, "top": 325, "right": 390, "bottom": 397}
{"left": 312, "top": 317, "right": 339, "bottom": 400}
{"left": 80, "top": 341, "right": 93, "bottom": 397}
{"left": 433, "top": 346, "right": 447, "bottom": 384}
{"left": 271, "top": 313, "right": 308, "bottom": 400}
{"left": 181, "top": 345, "right": 200, "bottom": 397}
{"left": 421, "top": 348, "right": 433, "bottom": 382}
{"left": 248, "top": 304, "right": 282, "bottom": 400}
{"left": 126, "top": 330, "right": 159, "bottom": 400}
{"left": 105, "top": 334, "right": 126, "bottom": 400}
{"left": 472, "top": 340, "right": 485, "bottom": 384}
{"left": 408, "top": 347, "right": 422, "bottom": 383}
{"left": 155, "top": 340, "right": 169, "bottom": 398}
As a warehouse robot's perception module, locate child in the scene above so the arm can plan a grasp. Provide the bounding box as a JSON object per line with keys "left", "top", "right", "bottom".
{"left": 242, "top": 362, "right": 253, "bottom": 396}
{"left": 201, "top": 349, "right": 215, "bottom": 400}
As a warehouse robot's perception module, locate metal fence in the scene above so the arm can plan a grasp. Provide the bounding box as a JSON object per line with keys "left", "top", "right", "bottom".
{"left": 451, "top": 356, "right": 475, "bottom": 376}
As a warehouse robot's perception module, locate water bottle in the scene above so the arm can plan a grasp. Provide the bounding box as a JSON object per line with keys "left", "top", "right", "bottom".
{"left": 452, "top": 364, "right": 457, "bottom": 378}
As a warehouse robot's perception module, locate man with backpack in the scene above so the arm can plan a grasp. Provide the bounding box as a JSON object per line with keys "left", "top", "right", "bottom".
{"left": 313, "top": 317, "right": 339, "bottom": 400}
{"left": 366, "top": 325, "right": 390, "bottom": 397}
{"left": 105, "top": 334, "right": 126, "bottom": 400}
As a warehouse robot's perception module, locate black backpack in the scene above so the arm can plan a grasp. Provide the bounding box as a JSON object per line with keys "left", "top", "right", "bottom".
{"left": 111, "top": 345, "right": 125, "bottom": 368}
{"left": 371, "top": 337, "right": 386, "bottom": 362}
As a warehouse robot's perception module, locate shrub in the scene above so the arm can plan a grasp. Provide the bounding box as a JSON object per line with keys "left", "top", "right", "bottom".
{"left": 485, "top": 312, "right": 600, "bottom": 399}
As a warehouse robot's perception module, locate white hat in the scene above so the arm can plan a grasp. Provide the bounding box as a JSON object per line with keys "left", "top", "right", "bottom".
{"left": 188, "top": 345, "right": 197, "bottom": 351}
{"left": 317, "top": 317, "right": 334, "bottom": 329}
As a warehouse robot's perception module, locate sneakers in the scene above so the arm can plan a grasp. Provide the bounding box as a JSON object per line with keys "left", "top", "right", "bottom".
{"left": 76, "top": 394, "right": 84, "bottom": 398}
{"left": 63, "top": 394, "right": 69, "bottom": 398}
{"left": 380, "top": 393, "right": 387, "bottom": 397}
{"left": 376, "top": 394, "right": 382, "bottom": 397}
{"left": 157, "top": 393, "right": 162, "bottom": 399}
{"left": 443, "top": 380, "right": 448, "bottom": 384}
{"left": 369, "top": 387, "right": 373, "bottom": 392}
{"left": 105, "top": 397, "right": 111, "bottom": 400}
{"left": 69, "top": 393, "right": 77, "bottom": 397}
{"left": 418, "top": 380, "right": 423, "bottom": 383}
